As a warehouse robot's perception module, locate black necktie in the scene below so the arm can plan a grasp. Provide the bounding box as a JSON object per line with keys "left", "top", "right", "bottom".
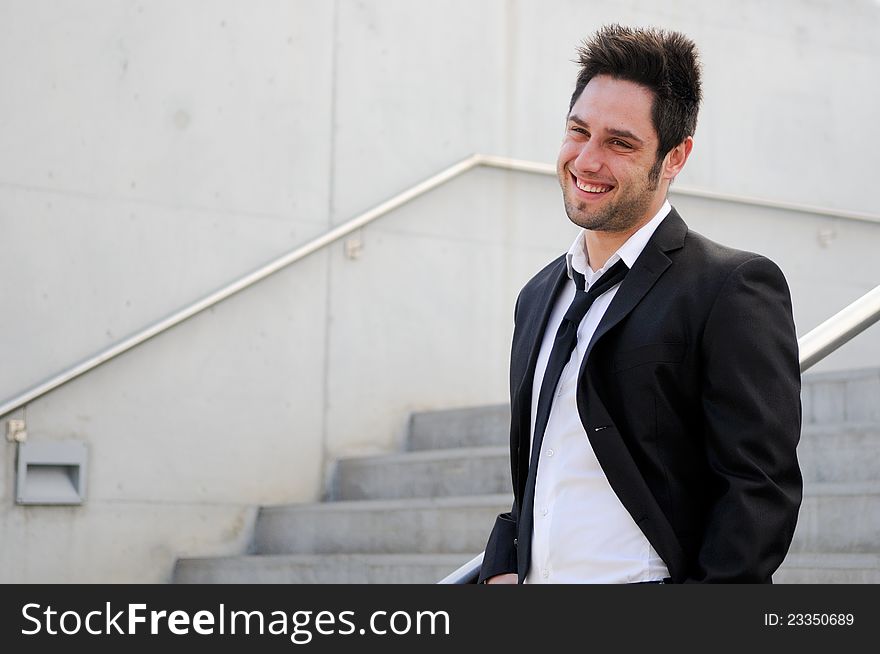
{"left": 523, "top": 258, "right": 629, "bottom": 497}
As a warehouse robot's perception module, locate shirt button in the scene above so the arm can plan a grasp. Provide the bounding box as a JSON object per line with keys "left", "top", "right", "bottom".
{"left": 541, "top": 507, "right": 549, "bottom": 516}
{"left": 546, "top": 449, "right": 554, "bottom": 457}
{"left": 542, "top": 569, "right": 550, "bottom": 579}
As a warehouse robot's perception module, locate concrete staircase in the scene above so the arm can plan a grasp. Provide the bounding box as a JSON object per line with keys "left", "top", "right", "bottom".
{"left": 776, "top": 367, "right": 880, "bottom": 582}
{"left": 174, "top": 368, "right": 880, "bottom": 583}
{"left": 173, "top": 405, "right": 512, "bottom": 583}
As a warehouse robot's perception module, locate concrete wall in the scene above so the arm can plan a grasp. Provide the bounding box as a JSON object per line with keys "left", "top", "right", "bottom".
{"left": 1, "top": 0, "right": 878, "bottom": 581}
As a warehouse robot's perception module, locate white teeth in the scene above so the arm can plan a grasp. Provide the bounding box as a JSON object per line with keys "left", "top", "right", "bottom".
{"left": 575, "top": 179, "right": 611, "bottom": 193}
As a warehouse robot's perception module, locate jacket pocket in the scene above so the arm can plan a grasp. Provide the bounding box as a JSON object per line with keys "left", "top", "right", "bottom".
{"left": 613, "top": 343, "right": 687, "bottom": 372}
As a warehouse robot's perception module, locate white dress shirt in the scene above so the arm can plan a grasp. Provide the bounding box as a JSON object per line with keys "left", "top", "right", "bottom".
{"left": 524, "top": 201, "right": 672, "bottom": 584}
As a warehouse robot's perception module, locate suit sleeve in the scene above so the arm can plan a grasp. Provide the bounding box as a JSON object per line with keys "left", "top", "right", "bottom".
{"left": 478, "top": 290, "right": 525, "bottom": 583}
{"left": 478, "top": 502, "right": 519, "bottom": 583}
{"left": 689, "top": 255, "right": 802, "bottom": 582}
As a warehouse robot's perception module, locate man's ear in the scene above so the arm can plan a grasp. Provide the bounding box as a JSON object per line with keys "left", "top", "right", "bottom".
{"left": 662, "top": 136, "right": 694, "bottom": 181}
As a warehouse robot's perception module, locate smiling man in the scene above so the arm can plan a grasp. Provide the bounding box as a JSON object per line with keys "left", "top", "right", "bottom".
{"left": 479, "top": 25, "right": 802, "bottom": 584}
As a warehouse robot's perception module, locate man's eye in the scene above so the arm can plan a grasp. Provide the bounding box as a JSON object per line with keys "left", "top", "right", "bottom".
{"left": 611, "top": 139, "right": 632, "bottom": 149}
{"left": 570, "top": 126, "right": 588, "bottom": 135}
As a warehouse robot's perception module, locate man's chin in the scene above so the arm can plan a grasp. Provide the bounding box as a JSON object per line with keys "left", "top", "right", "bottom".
{"left": 564, "top": 205, "right": 612, "bottom": 231}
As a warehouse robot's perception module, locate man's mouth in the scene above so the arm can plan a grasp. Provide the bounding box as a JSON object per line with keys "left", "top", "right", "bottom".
{"left": 573, "top": 174, "right": 613, "bottom": 195}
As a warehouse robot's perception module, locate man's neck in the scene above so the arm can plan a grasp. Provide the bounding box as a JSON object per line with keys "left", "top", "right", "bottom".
{"left": 584, "top": 222, "right": 645, "bottom": 272}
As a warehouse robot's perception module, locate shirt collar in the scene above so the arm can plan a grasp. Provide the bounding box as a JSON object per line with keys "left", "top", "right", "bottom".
{"left": 566, "top": 200, "right": 671, "bottom": 283}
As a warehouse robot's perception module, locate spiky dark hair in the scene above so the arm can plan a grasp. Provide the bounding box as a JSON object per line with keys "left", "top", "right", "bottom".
{"left": 569, "top": 24, "right": 702, "bottom": 159}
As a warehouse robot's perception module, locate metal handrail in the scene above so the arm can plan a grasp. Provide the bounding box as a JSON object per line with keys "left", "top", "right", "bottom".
{"left": 437, "top": 552, "right": 485, "bottom": 585}
{"left": 2, "top": 153, "right": 878, "bottom": 418}
{"left": 438, "top": 283, "right": 880, "bottom": 583}
{"left": 798, "top": 285, "right": 880, "bottom": 371}
{"left": 1, "top": 155, "right": 486, "bottom": 418}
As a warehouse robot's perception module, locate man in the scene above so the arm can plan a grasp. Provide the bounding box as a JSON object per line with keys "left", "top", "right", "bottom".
{"left": 479, "top": 25, "right": 802, "bottom": 584}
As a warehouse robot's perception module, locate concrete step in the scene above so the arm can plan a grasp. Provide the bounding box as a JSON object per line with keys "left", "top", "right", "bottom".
{"left": 332, "top": 424, "right": 879, "bottom": 502}
{"left": 802, "top": 367, "right": 880, "bottom": 426}
{"left": 788, "top": 481, "right": 880, "bottom": 553}
{"left": 404, "top": 374, "right": 880, "bottom": 452}
{"left": 175, "top": 550, "right": 880, "bottom": 584}
{"left": 332, "top": 446, "right": 510, "bottom": 500}
{"left": 255, "top": 482, "right": 878, "bottom": 558}
{"left": 408, "top": 404, "right": 508, "bottom": 451}
{"left": 402, "top": 368, "right": 880, "bottom": 450}
{"left": 775, "top": 553, "right": 880, "bottom": 584}
{"left": 798, "top": 424, "right": 880, "bottom": 483}
{"left": 254, "top": 494, "right": 512, "bottom": 555}
{"left": 174, "top": 553, "right": 469, "bottom": 584}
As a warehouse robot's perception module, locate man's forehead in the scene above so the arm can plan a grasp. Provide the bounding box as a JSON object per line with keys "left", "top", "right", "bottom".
{"left": 571, "top": 75, "right": 654, "bottom": 116}
{"left": 568, "top": 75, "right": 656, "bottom": 142}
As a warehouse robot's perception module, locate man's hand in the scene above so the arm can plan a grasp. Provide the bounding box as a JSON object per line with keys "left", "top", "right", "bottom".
{"left": 485, "top": 573, "right": 518, "bottom": 584}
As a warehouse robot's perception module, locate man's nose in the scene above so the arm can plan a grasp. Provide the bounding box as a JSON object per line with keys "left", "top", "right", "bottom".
{"left": 572, "top": 140, "right": 603, "bottom": 174}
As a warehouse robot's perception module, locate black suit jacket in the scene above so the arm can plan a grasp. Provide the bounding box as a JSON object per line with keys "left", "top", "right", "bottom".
{"left": 478, "top": 209, "right": 802, "bottom": 583}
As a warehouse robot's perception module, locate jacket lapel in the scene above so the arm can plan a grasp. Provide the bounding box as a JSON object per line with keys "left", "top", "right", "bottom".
{"left": 583, "top": 208, "right": 688, "bottom": 363}
{"left": 511, "top": 256, "right": 568, "bottom": 490}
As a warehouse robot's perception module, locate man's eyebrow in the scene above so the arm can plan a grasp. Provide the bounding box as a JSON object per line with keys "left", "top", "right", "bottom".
{"left": 567, "top": 114, "right": 645, "bottom": 145}
{"left": 608, "top": 127, "right": 645, "bottom": 145}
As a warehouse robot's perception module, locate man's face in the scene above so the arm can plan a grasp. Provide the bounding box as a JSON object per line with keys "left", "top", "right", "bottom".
{"left": 557, "top": 75, "right": 667, "bottom": 233}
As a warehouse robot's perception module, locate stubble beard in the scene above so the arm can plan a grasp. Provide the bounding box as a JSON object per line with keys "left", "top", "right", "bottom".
{"left": 561, "top": 159, "right": 663, "bottom": 233}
